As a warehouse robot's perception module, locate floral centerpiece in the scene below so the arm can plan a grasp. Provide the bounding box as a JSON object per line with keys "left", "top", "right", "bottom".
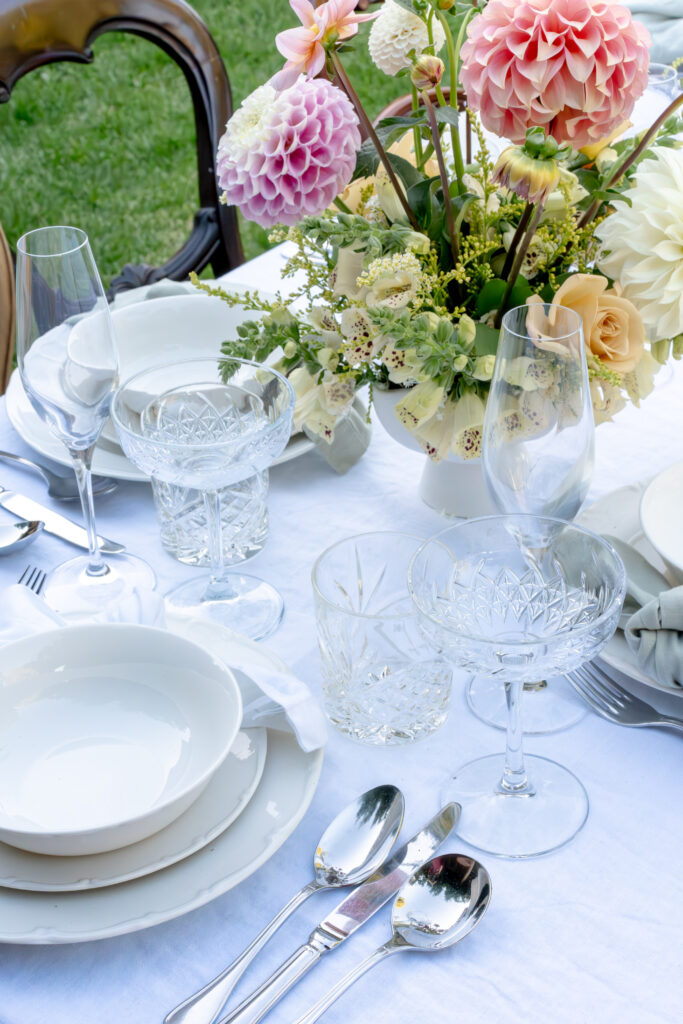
{"left": 195, "top": 0, "right": 683, "bottom": 491}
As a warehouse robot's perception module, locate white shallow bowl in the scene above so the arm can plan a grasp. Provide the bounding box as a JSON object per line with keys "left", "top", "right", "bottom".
{"left": 0, "top": 625, "right": 242, "bottom": 856}
{"left": 640, "top": 461, "right": 683, "bottom": 583}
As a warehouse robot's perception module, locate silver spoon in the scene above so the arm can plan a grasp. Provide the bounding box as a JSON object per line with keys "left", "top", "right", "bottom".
{"left": 0, "top": 451, "right": 117, "bottom": 501}
{"left": 293, "top": 853, "right": 492, "bottom": 1024}
{"left": 165, "top": 785, "right": 405, "bottom": 1024}
{"left": 0, "top": 520, "right": 43, "bottom": 555}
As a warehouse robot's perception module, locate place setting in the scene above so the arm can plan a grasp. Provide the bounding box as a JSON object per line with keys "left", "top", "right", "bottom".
{"left": 2, "top": 0, "right": 683, "bottom": 1021}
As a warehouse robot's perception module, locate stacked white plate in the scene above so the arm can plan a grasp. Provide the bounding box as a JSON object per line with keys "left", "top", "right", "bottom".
{"left": 5, "top": 292, "right": 314, "bottom": 482}
{"left": 0, "top": 618, "right": 323, "bottom": 944}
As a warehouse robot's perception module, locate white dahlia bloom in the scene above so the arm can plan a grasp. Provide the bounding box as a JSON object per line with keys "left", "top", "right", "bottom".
{"left": 369, "top": 0, "right": 446, "bottom": 77}
{"left": 596, "top": 148, "right": 683, "bottom": 340}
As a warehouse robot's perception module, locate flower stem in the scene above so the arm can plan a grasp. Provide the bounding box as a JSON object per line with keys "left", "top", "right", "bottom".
{"left": 494, "top": 201, "right": 544, "bottom": 328}
{"left": 501, "top": 201, "right": 533, "bottom": 280}
{"left": 578, "top": 90, "right": 683, "bottom": 229}
{"left": 436, "top": 6, "right": 471, "bottom": 191}
{"left": 331, "top": 53, "right": 420, "bottom": 231}
{"left": 423, "top": 92, "right": 459, "bottom": 266}
{"left": 411, "top": 83, "right": 425, "bottom": 168}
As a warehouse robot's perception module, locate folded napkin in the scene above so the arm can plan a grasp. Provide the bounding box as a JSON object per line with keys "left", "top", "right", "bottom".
{"left": 604, "top": 535, "right": 683, "bottom": 689}
{"left": 111, "top": 279, "right": 370, "bottom": 473}
{"left": 1, "top": 586, "right": 326, "bottom": 751}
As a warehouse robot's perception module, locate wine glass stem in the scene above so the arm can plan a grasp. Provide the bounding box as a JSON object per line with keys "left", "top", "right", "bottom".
{"left": 498, "top": 679, "right": 535, "bottom": 795}
{"left": 204, "top": 488, "right": 229, "bottom": 593}
{"left": 70, "top": 446, "right": 107, "bottom": 577}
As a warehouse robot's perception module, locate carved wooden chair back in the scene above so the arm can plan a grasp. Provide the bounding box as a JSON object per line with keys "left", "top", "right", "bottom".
{"left": 0, "top": 0, "right": 243, "bottom": 311}
{"left": 0, "top": 223, "right": 14, "bottom": 394}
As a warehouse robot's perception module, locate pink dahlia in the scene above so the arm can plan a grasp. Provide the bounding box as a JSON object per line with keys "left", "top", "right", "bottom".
{"left": 216, "top": 77, "right": 361, "bottom": 229}
{"left": 461, "top": 0, "right": 651, "bottom": 148}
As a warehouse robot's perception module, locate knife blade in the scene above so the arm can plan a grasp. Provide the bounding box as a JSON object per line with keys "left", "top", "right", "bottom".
{"left": 219, "top": 803, "right": 460, "bottom": 1024}
{"left": 0, "top": 488, "right": 125, "bottom": 554}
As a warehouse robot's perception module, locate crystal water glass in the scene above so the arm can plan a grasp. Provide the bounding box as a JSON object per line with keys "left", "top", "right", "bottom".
{"left": 312, "top": 532, "right": 452, "bottom": 744}
{"left": 15, "top": 225, "right": 155, "bottom": 614}
{"left": 112, "top": 357, "right": 293, "bottom": 640}
{"left": 409, "top": 515, "right": 625, "bottom": 858}
{"left": 479, "top": 302, "right": 595, "bottom": 733}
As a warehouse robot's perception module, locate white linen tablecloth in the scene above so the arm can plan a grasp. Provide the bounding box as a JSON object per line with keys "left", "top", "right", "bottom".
{"left": 0, "top": 246, "right": 680, "bottom": 1024}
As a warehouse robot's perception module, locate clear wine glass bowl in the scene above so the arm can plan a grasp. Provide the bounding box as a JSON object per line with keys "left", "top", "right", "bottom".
{"left": 408, "top": 515, "right": 626, "bottom": 858}
{"left": 478, "top": 302, "right": 595, "bottom": 733}
{"left": 112, "top": 357, "right": 294, "bottom": 640}
{"left": 15, "top": 225, "right": 155, "bottom": 614}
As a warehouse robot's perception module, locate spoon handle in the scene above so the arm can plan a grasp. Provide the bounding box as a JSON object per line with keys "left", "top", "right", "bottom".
{"left": 164, "top": 880, "right": 321, "bottom": 1024}
{"left": 293, "top": 942, "right": 399, "bottom": 1024}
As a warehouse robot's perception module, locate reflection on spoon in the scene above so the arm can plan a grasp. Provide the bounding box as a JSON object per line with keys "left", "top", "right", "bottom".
{"left": 0, "top": 520, "right": 43, "bottom": 555}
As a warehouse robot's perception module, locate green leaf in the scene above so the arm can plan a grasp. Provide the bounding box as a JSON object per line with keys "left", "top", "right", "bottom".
{"left": 390, "top": 0, "right": 420, "bottom": 13}
{"left": 386, "top": 152, "right": 425, "bottom": 190}
{"left": 374, "top": 114, "right": 428, "bottom": 151}
{"left": 352, "top": 139, "right": 380, "bottom": 182}
{"left": 508, "top": 276, "right": 533, "bottom": 307}
{"left": 473, "top": 323, "right": 500, "bottom": 357}
{"left": 474, "top": 279, "right": 506, "bottom": 316}
{"left": 434, "top": 106, "right": 461, "bottom": 129}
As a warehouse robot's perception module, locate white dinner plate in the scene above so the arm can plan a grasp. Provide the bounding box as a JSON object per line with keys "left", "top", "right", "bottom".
{"left": 0, "top": 620, "right": 323, "bottom": 943}
{"left": 578, "top": 482, "right": 683, "bottom": 709}
{"left": 0, "top": 728, "right": 267, "bottom": 892}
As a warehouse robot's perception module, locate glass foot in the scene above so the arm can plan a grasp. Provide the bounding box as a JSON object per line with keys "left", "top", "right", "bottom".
{"left": 165, "top": 573, "right": 284, "bottom": 642}
{"left": 467, "top": 674, "right": 587, "bottom": 734}
{"left": 43, "top": 555, "right": 157, "bottom": 618}
{"left": 442, "top": 753, "right": 589, "bottom": 859}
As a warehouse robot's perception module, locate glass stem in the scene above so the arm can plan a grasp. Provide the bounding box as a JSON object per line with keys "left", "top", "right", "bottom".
{"left": 498, "top": 679, "right": 535, "bottom": 795}
{"left": 70, "top": 446, "right": 108, "bottom": 577}
{"left": 203, "top": 488, "right": 237, "bottom": 601}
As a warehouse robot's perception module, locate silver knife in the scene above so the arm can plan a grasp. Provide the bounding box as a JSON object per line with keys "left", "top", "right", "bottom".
{"left": 218, "top": 803, "right": 460, "bottom": 1024}
{"left": 0, "top": 487, "right": 125, "bottom": 554}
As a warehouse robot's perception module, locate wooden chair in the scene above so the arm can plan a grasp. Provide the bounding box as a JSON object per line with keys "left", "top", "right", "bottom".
{"left": 0, "top": 222, "right": 14, "bottom": 394}
{"left": 0, "top": 0, "right": 243, "bottom": 309}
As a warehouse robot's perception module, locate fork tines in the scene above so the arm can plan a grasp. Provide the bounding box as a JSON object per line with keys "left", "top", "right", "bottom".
{"left": 17, "top": 564, "right": 47, "bottom": 595}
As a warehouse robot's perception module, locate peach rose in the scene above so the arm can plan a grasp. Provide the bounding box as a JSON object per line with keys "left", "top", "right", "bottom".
{"left": 553, "top": 273, "right": 644, "bottom": 374}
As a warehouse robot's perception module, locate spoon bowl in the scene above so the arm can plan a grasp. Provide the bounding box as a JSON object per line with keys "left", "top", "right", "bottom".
{"left": 314, "top": 784, "right": 405, "bottom": 886}
{"left": 0, "top": 520, "right": 43, "bottom": 555}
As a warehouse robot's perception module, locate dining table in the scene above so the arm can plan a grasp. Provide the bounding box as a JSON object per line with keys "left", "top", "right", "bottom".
{"left": 0, "top": 242, "right": 680, "bottom": 1024}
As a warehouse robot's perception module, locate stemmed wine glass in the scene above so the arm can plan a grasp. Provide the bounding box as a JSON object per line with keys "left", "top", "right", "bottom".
{"left": 15, "top": 226, "right": 155, "bottom": 614}
{"left": 478, "top": 302, "right": 595, "bottom": 732}
{"left": 408, "top": 515, "right": 625, "bottom": 858}
{"left": 112, "top": 357, "right": 294, "bottom": 641}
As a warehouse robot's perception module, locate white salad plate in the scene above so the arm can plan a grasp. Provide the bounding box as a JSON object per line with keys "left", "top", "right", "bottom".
{"left": 0, "top": 619, "right": 323, "bottom": 944}
{"left": 639, "top": 460, "right": 683, "bottom": 584}
{"left": 5, "top": 292, "right": 314, "bottom": 481}
{"left": 0, "top": 625, "right": 243, "bottom": 856}
{"left": 0, "top": 729, "right": 267, "bottom": 892}
{"left": 578, "top": 483, "right": 683, "bottom": 711}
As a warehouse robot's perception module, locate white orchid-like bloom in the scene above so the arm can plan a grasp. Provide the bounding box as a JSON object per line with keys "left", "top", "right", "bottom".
{"left": 341, "top": 306, "right": 384, "bottom": 364}
{"left": 359, "top": 252, "right": 423, "bottom": 310}
{"left": 288, "top": 366, "right": 354, "bottom": 442}
{"left": 596, "top": 148, "right": 683, "bottom": 340}
{"left": 369, "top": 0, "right": 446, "bottom": 77}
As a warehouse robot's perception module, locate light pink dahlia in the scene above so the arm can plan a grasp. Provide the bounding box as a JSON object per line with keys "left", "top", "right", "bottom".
{"left": 461, "top": 0, "right": 651, "bottom": 148}
{"left": 216, "top": 77, "right": 360, "bottom": 229}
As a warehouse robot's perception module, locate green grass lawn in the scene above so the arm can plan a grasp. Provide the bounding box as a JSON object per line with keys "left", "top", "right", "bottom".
{"left": 0, "top": 1, "right": 396, "bottom": 287}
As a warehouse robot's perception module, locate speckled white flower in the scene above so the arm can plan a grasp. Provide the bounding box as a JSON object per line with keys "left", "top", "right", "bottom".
{"left": 288, "top": 366, "right": 353, "bottom": 441}
{"left": 596, "top": 148, "right": 683, "bottom": 340}
{"left": 369, "top": 0, "right": 445, "bottom": 77}
{"left": 340, "top": 306, "right": 383, "bottom": 363}
{"left": 358, "top": 252, "right": 423, "bottom": 310}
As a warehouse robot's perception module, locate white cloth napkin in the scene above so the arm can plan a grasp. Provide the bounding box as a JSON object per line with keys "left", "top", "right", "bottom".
{"left": 1, "top": 586, "right": 327, "bottom": 752}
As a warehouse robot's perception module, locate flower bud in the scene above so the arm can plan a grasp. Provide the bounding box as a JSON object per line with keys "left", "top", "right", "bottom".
{"left": 317, "top": 346, "right": 339, "bottom": 370}
{"left": 458, "top": 314, "right": 476, "bottom": 347}
{"left": 453, "top": 354, "right": 468, "bottom": 372}
{"left": 283, "top": 340, "right": 298, "bottom": 358}
{"left": 410, "top": 55, "right": 445, "bottom": 92}
{"left": 650, "top": 338, "right": 671, "bottom": 365}
{"left": 673, "top": 334, "right": 683, "bottom": 359}
{"left": 437, "top": 0, "right": 455, "bottom": 8}
{"left": 492, "top": 145, "right": 560, "bottom": 205}
{"left": 472, "top": 354, "right": 496, "bottom": 380}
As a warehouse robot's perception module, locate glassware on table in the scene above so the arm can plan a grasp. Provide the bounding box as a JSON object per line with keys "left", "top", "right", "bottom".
{"left": 111, "top": 357, "right": 293, "bottom": 641}
{"left": 477, "top": 302, "right": 595, "bottom": 734}
{"left": 628, "top": 63, "right": 681, "bottom": 137}
{"left": 151, "top": 469, "right": 269, "bottom": 566}
{"left": 15, "top": 225, "right": 155, "bottom": 615}
{"left": 408, "top": 515, "right": 626, "bottom": 858}
{"left": 311, "top": 532, "right": 453, "bottom": 744}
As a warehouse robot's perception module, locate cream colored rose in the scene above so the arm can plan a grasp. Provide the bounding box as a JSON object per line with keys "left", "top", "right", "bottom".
{"left": 553, "top": 274, "right": 645, "bottom": 374}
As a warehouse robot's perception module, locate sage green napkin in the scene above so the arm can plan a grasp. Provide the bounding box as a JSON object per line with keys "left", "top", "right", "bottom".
{"left": 604, "top": 535, "right": 683, "bottom": 689}
{"left": 111, "top": 280, "right": 371, "bottom": 473}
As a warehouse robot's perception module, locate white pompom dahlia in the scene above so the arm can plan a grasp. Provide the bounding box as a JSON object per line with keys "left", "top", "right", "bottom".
{"left": 217, "top": 77, "right": 360, "bottom": 229}
{"left": 369, "top": 0, "right": 446, "bottom": 77}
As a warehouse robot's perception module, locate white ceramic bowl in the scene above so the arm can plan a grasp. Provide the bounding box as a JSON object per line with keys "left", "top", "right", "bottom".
{"left": 640, "top": 461, "right": 683, "bottom": 584}
{"left": 0, "top": 625, "right": 242, "bottom": 856}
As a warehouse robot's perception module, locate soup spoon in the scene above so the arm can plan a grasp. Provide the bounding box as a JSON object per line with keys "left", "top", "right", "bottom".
{"left": 0, "top": 520, "right": 43, "bottom": 555}
{"left": 165, "top": 784, "right": 405, "bottom": 1024}
{"left": 293, "top": 853, "right": 492, "bottom": 1024}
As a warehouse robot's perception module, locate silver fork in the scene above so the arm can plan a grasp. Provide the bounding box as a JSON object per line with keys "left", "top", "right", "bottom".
{"left": 569, "top": 662, "right": 683, "bottom": 733}
{"left": 17, "top": 564, "right": 47, "bottom": 595}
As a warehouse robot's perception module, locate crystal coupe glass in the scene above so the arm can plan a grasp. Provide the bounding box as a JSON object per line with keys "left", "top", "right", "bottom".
{"left": 408, "top": 515, "right": 625, "bottom": 858}
{"left": 112, "top": 357, "right": 293, "bottom": 640}
{"left": 478, "top": 303, "right": 595, "bottom": 733}
{"left": 15, "top": 226, "right": 155, "bottom": 614}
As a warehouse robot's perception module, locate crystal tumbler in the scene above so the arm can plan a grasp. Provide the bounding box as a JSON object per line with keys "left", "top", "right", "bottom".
{"left": 312, "top": 532, "right": 453, "bottom": 744}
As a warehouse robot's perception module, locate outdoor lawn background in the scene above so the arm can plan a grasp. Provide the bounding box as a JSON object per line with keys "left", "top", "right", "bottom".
{"left": 0, "top": 1, "right": 395, "bottom": 287}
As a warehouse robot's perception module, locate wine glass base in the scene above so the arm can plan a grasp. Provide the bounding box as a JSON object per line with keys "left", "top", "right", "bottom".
{"left": 43, "top": 555, "right": 157, "bottom": 618}
{"left": 165, "top": 573, "right": 284, "bottom": 642}
{"left": 467, "top": 674, "right": 587, "bottom": 734}
{"left": 443, "top": 753, "right": 588, "bottom": 859}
